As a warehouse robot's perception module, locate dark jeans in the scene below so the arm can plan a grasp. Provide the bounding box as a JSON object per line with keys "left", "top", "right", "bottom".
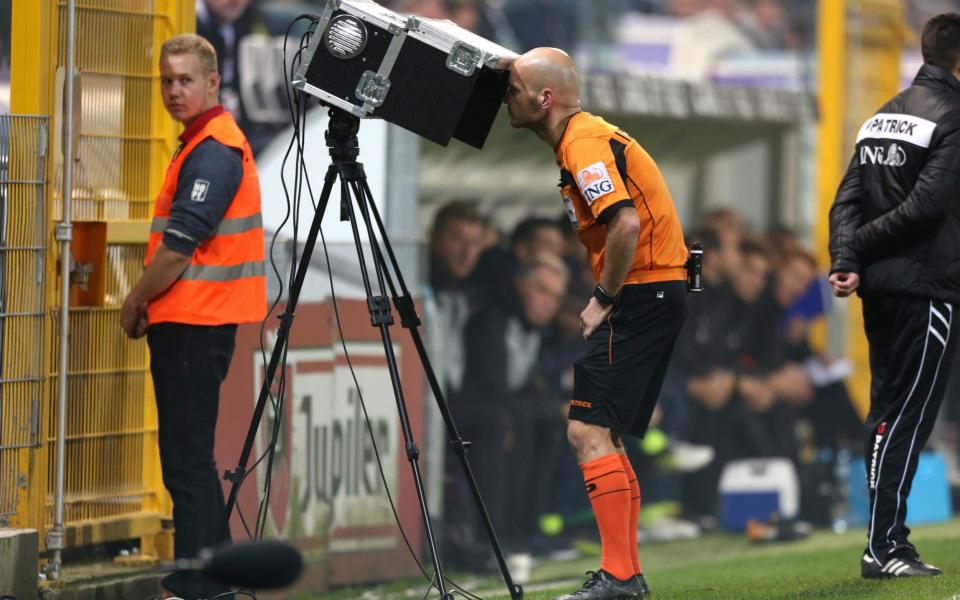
{"left": 148, "top": 323, "right": 237, "bottom": 600}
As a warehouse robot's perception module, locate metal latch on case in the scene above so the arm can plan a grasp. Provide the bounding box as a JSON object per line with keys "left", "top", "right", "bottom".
{"left": 355, "top": 70, "right": 391, "bottom": 107}
{"left": 446, "top": 42, "right": 481, "bottom": 77}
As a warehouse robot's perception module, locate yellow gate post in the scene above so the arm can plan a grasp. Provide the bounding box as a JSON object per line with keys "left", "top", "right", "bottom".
{"left": 815, "top": 0, "right": 905, "bottom": 420}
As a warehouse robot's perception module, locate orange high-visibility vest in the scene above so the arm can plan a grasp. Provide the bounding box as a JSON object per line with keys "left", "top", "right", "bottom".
{"left": 145, "top": 112, "right": 266, "bottom": 325}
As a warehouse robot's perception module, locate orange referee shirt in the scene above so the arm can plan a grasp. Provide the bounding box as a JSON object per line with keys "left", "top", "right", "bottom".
{"left": 556, "top": 112, "right": 687, "bottom": 286}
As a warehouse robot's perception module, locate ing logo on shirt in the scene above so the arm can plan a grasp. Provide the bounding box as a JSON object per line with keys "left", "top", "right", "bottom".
{"left": 577, "top": 162, "right": 616, "bottom": 205}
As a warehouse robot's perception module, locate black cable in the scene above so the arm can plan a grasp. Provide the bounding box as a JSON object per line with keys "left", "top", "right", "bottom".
{"left": 257, "top": 16, "right": 312, "bottom": 396}
{"left": 246, "top": 16, "right": 318, "bottom": 542}
{"left": 241, "top": 24, "right": 308, "bottom": 488}
{"left": 255, "top": 339, "right": 290, "bottom": 539}
{"left": 254, "top": 35, "right": 309, "bottom": 541}
{"left": 253, "top": 27, "right": 320, "bottom": 539}
{"left": 236, "top": 15, "right": 312, "bottom": 535}
{"left": 421, "top": 574, "right": 437, "bottom": 600}
{"left": 236, "top": 502, "right": 254, "bottom": 541}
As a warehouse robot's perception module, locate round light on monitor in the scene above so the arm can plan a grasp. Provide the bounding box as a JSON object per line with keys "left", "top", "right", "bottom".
{"left": 324, "top": 15, "right": 367, "bottom": 60}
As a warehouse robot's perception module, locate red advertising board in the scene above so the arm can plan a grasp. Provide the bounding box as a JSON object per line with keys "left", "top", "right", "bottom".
{"left": 216, "top": 301, "right": 426, "bottom": 593}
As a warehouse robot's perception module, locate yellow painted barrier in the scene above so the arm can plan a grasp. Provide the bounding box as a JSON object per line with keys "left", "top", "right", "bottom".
{"left": 5, "top": 0, "right": 195, "bottom": 561}
{"left": 0, "top": 115, "right": 50, "bottom": 527}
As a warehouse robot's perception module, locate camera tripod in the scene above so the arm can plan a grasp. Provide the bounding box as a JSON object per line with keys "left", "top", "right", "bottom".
{"left": 219, "top": 107, "right": 523, "bottom": 600}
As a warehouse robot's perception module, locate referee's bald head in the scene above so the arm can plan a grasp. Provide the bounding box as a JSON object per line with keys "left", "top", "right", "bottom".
{"left": 505, "top": 47, "right": 582, "bottom": 139}
{"left": 512, "top": 47, "right": 581, "bottom": 106}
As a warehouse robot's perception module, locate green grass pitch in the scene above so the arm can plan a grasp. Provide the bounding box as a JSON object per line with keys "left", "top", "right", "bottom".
{"left": 299, "top": 519, "right": 960, "bottom": 599}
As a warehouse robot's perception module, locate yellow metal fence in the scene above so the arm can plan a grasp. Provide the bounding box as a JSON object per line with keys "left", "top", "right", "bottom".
{"left": 3, "top": 0, "right": 193, "bottom": 553}
{"left": 40, "top": 0, "right": 184, "bottom": 546}
{"left": 0, "top": 115, "right": 49, "bottom": 522}
{"left": 46, "top": 308, "right": 152, "bottom": 529}
{"left": 57, "top": 1, "right": 171, "bottom": 223}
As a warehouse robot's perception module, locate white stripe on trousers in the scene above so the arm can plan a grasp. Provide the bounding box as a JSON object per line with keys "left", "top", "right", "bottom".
{"left": 885, "top": 302, "right": 952, "bottom": 548}
{"left": 868, "top": 302, "right": 932, "bottom": 563}
{"left": 868, "top": 301, "right": 953, "bottom": 563}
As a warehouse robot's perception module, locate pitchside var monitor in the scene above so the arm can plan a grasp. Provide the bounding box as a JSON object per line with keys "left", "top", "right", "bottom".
{"left": 293, "top": 0, "right": 518, "bottom": 148}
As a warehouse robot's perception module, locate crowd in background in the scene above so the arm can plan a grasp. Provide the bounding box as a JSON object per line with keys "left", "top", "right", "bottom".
{"left": 392, "top": 0, "right": 813, "bottom": 51}
{"left": 424, "top": 200, "right": 881, "bottom": 566}
{"left": 185, "top": 0, "right": 960, "bottom": 153}
{"left": 184, "top": 0, "right": 829, "bottom": 148}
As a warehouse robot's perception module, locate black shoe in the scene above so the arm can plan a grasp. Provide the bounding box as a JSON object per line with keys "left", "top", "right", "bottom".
{"left": 861, "top": 552, "right": 943, "bottom": 578}
{"left": 629, "top": 574, "right": 650, "bottom": 598}
{"left": 552, "top": 570, "right": 640, "bottom": 600}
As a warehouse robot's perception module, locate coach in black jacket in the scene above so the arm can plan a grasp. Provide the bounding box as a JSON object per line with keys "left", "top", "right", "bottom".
{"left": 829, "top": 14, "right": 960, "bottom": 579}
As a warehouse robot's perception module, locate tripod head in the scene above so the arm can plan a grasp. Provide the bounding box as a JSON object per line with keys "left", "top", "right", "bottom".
{"left": 325, "top": 106, "right": 361, "bottom": 163}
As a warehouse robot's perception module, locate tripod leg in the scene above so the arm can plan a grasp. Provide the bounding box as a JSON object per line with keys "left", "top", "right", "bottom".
{"left": 354, "top": 178, "right": 524, "bottom": 600}
{"left": 219, "top": 165, "right": 338, "bottom": 540}
{"left": 340, "top": 171, "right": 452, "bottom": 599}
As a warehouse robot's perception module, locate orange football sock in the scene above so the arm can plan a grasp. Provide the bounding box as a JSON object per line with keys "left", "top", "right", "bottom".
{"left": 619, "top": 453, "right": 642, "bottom": 574}
{"left": 581, "top": 453, "right": 634, "bottom": 581}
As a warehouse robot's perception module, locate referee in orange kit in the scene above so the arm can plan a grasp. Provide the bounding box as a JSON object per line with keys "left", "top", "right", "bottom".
{"left": 505, "top": 48, "right": 689, "bottom": 600}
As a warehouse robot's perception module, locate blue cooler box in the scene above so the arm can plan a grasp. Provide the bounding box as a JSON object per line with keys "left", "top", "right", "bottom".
{"left": 719, "top": 458, "right": 799, "bottom": 532}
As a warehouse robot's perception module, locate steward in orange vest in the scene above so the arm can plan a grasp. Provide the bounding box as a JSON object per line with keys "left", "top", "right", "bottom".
{"left": 121, "top": 44, "right": 265, "bottom": 337}
{"left": 120, "top": 33, "right": 264, "bottom": 600}
{"left": 143, "top": 107, "right": 266, "bottom": 325}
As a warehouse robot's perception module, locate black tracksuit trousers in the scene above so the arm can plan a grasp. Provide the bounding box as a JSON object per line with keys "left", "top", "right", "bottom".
{"left": 862, "top": 294, "right": 957, "bottom": 564}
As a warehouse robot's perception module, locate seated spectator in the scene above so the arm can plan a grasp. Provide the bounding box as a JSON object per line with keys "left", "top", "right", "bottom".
{"left": 472, "top": 216, "right": 564, "bottom": 308}
{"left": 532, "top": 279, "right": 592, "bottom": 541}
{"left": 768, "top": 223, "right": 804, "bottom": 262}
{"left": 773, "top": 249, "right": 862, "bottom": 445}
{"left": 423, "top": 201, "right": 486, "bottom": 398}
{"left": 681, "top": 236, "right": 801, "bottom": 517}
{"left": 512, "top": 216, "right": 564, "bottom": 261}
{"left": 754, "top": 247, "right": 861, "bottom": 455}
{"left": 448, "top": 252, "right": 568, "bottom": 558}
{"left": 768, "top": 247, "right": 862, "bottom": 524}
{"left": 677, "top": 227, "right": 742, "bottom": 519}
{"left": 555, "top": 213, "right": 593, "bottom": 291}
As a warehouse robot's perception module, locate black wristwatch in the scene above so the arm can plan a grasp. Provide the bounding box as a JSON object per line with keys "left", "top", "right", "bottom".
{"left": 593, "top": 283, "right": 618, "bottom": 307}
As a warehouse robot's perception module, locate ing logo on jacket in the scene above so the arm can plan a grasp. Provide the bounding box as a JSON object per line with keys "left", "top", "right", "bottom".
{"left": 860, "top": 142, "right": 907, "bottom": 167}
